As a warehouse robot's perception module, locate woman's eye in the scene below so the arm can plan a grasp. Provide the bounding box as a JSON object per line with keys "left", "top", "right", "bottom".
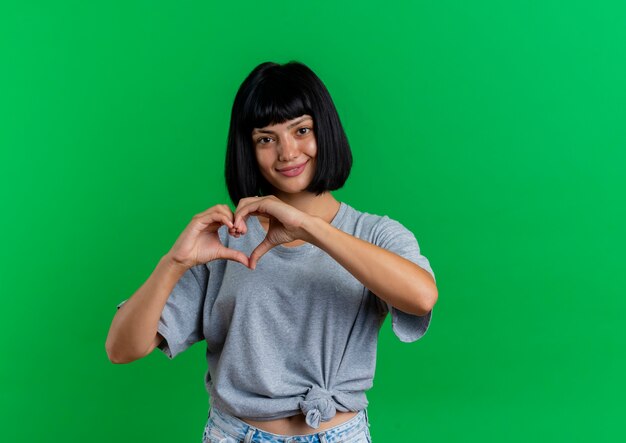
{"left": 256, "top": 128, "right": 310, "bottom": 144}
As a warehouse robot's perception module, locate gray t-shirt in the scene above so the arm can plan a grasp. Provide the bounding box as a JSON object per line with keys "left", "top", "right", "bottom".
{"left": 116, "top": 201, "right": 436, "bottom": 429}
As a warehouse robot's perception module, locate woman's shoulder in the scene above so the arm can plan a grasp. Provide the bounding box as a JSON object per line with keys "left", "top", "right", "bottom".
{"left": 340, "top": 202, "right": 412, "bottom": 237}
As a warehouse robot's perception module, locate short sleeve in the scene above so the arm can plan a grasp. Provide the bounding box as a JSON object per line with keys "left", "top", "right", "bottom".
{"left": 370, "top": 216, "right": 436, "bottom": 343}
{"left": 115, "top": 263, "right": 209, "bottom": 359}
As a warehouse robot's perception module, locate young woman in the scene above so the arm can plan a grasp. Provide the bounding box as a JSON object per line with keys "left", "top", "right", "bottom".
{"left": 106, "top": 61, "right": 438, "bottom": 443}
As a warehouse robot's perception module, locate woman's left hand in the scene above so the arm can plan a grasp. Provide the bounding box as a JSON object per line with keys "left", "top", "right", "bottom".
{"left": 232, "top": 195, "right": 314, "bottom": 269}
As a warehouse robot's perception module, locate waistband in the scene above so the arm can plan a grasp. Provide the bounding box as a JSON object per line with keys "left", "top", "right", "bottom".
{"left": 207, "top": 406, "right": 369, "bottom": 443}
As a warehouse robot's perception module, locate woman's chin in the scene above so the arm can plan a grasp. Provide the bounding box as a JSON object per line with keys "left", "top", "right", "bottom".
{"left": 268, "top": 181, "right": 313, "bottom": 197}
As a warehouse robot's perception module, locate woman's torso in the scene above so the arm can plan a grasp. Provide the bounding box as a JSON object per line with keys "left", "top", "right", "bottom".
{"left": 203, "top": 203, "right": 385, "bottom": 426}
{"left": 238, "top": 215, "right": 359, "bottom": 434}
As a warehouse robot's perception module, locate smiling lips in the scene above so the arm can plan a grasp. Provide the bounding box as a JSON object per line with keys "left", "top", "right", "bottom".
{"left": 276, "top": 160, "right": 308, "bottom": 177}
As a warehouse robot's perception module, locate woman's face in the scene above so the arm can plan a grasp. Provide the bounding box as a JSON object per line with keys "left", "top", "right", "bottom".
{"left": 251, "top": 114, "right": 317, "bottom": 197}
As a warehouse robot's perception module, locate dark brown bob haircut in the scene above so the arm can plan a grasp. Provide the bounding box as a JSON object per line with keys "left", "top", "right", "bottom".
{"left": 225, "top": 61, "right": 352, "bottom": 205}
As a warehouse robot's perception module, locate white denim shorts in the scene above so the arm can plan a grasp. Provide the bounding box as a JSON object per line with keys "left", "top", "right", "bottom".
{"left": 203, "top": 406, "right": 372, "bottom": 443}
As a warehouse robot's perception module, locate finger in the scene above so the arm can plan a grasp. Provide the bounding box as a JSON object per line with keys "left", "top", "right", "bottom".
{"left": 228, "top": 229, "right": 243, "bottom": 239}
{"left": 213, "top": 204, "right": 236, "bottom": 227}
{"left": 249, "top": 238, "right": 275, "bottom": 270}
{"left": 216, "top": 204, "right": 235, "bottom": 220}
{"left": 233, "top": 200, "right": 255, "bottom": 232}
{"left": 193, "top": 212, "right": 233, "bottom": 230}
{"left": 216, "top": 246, "right": 250, "bottom": 268}
{"left": 234, "top": 198, "right": 268, "bottom": 233}
{"left": 196, "top": 204, "right": 235, "bottom": 225}
{"left": 195, "top": 204, "right": 228, "bottom": 217}
{"left": 228, "top": 219, "right": 245, "bottom": 237}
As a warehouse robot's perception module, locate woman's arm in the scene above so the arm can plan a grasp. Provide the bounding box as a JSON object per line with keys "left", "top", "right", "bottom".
{"left": 233, "top": 196, "right": 438, "bottom": 316}
{"left": 301, "top": 216, "right": 438, "bottom": 316}
{"left": 105, "top": 254, "right": 187, "bottom": 364}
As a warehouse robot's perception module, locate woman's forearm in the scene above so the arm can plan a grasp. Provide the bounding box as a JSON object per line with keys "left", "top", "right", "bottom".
{"left": 301, "top": 216, "right": 438, "bottom": 316}
{"left": 105, "top": 254, "right": 188, "bottom": 363}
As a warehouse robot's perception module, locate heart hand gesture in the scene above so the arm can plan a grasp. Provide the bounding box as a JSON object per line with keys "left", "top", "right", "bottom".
{"left": 167, "top": 204, "right": 250, "bottom": 270}
{"left": 232, "top": 195, "right": 313, "bottom": 269}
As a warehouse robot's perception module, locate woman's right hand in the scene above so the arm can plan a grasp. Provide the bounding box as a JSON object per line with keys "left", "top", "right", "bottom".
{"left": 166, "top": 204, "right": 250, "bottom": 270}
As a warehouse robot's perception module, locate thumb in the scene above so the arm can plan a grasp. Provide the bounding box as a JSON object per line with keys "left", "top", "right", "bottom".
{"left": 216, "top": 246, "right": 250, "bottom": 268}
{"left": 249, "top": 238, "right": 275, "bottom": 270}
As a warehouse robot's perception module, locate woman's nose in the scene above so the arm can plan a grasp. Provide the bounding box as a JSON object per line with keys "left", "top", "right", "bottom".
{"left": 278, "top": 136, "right": 299, "bottom": 161}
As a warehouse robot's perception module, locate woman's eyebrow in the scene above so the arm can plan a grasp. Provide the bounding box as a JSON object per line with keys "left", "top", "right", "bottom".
{"left": 253, "top": 117, "right": 312, "bottom": 135}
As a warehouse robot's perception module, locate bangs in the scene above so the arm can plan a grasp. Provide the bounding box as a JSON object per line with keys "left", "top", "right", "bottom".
{"left": 242, "top": 77, "right": 313, "bottom": 131}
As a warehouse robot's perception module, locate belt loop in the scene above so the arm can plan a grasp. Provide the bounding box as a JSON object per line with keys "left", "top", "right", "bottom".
{"left": 364, "top": 408, "right": 370, "bottom": 428}
{"left": 243, "top": 427, "right": 255, "bottom": 443}
{"left": 319, "top": 431, "right": 328, "bottom": 443}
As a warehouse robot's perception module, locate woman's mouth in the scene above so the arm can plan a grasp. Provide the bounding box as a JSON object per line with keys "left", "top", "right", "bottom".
{"left": 276, "top": 160, "right": 308, "bottom": 177}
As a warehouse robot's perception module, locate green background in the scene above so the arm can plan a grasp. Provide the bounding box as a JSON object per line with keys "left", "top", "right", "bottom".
{"left": 1, "top": 0, "right": 624, "bottom": 441}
